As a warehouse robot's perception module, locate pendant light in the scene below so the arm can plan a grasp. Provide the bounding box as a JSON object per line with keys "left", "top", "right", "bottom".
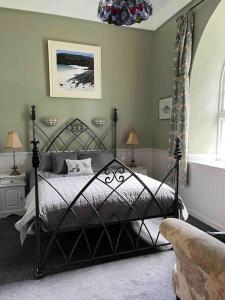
{"left": 97, "top": 0, "right": 153, "bottom": 26}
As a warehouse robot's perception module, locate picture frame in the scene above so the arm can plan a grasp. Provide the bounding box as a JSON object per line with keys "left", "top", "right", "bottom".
{"left": 48, "top": 40, "right": 102, "bottom": 99}
{"left": 159, "top": 97, "right": 173, "bottom": 120}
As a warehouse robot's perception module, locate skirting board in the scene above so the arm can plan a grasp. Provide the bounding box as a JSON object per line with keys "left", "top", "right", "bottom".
{"left": 188, "top": 208, "right": 225, "bottom": 232}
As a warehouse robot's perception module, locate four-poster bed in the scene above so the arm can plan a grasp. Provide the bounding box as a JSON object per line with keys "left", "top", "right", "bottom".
{"left": 15, "top": 105, "right": 186, "bottom": 278}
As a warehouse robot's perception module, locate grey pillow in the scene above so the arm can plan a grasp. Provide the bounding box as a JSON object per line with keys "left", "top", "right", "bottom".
{"left": 39, "top": 152, "right": 52, "bottom": 172}
{"left": 28, "top": 170, "right": 64, "bottom": 190}
{"left": 52, "top": 152, "right": 78, "bottom": 174}
{"left": 78, "top": 151, "right": 114, "bottom": 172}
{"left": 27, "top": 170, "right": 48, "bottom": 190}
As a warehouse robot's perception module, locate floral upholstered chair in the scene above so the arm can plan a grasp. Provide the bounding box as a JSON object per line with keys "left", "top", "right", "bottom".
{"left": 160, "top": 218, "right": 225, "bottom": 300}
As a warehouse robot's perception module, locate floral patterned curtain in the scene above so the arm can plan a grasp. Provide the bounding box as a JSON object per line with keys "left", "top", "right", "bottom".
{"left": 168, "top": 12, "right": 194, "bottom": 186}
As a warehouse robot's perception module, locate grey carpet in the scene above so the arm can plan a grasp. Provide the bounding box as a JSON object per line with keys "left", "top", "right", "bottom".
{"left": 0, "top": 216, "right": 176, "bottom": 300}
{"left": 0, "top": 251, "right": 176, "bottom": 300}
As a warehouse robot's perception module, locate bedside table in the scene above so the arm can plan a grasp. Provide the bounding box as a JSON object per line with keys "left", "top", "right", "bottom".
{"left": 0, "top": 173, "right": 26, "bottom": 218}
{"left": 128, "top": 166, "right": 148, "bottom": 175}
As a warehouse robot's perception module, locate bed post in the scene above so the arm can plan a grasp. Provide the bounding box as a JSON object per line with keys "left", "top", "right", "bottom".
{"left": 174, "top": 137, "right": 182, "bottom": 218}
{"left": 31, "top": 105, "right": 43, "bottom": 278}
{"left": 113, "top": 108, "right": 118, "bottom": 158}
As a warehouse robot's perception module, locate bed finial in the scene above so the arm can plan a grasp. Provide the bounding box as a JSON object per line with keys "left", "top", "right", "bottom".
{"left": 31, "top": 105, "right": 36, "bottom": 121}
{"left": 113, "top": 108, "right": 118, "bottom": 124}
{"left": 174, "top": 137, "right": 182, "bottom": 160}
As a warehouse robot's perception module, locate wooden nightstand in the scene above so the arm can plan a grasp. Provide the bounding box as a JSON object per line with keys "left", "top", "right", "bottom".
{"left": 129, "top": 166, "right": 148, "bottom": 175}
{"left": 0, "top": 173, "right": 26, "bottom": 218}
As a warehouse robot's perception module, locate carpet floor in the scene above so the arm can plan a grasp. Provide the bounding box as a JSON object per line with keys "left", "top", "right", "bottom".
{"left": 0, "top": 216, "right": 177, "bottom": 300}
{"left": 0, "top": 251, "right": 176, "bottom": 300}
{"left": 0, "top": 215, "right": 212, "bottom": 300}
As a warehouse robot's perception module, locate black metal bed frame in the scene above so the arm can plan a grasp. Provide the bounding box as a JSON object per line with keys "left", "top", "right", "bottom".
{"left": 30, "top": 105, "right": 182, "bottom": 278}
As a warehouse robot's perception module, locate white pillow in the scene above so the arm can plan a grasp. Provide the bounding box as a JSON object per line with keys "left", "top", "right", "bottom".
{"left": 66, "top": 158, "right": 93, "bottom": 176}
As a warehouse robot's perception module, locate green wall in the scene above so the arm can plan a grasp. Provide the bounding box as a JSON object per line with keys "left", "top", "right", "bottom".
{"left": 0, "top": 1, "right": 220, "bottom": 153}
{"left": 0, "top": 8, "right": 154, "bottom": 151}
{"left": 189, "top": 0, "right": 225, "bottom": 154}
{"left": 151, "top": 0, "right": 221, "bottom": 150}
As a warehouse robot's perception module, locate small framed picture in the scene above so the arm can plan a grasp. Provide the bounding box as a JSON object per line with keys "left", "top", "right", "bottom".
{"left": 48, "top": 40, "right": 102, "bottom": 99}
{"left": 159, "top": 97, "right": 173, "bottom": 120}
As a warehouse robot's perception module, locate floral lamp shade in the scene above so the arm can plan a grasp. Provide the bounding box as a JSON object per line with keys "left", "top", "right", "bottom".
{"left": 97, "top": 0, "right": 153, "bottom": 26}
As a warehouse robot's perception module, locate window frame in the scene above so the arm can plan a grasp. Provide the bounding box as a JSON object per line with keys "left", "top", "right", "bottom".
{"left": 217, "top": 62, "right": 225, "bottom": 161}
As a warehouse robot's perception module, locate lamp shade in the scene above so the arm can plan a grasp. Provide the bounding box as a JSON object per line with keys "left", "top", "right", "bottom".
{"left": 4, "top": 131, "right": 23, "bottom": 149}
{"left": 97, "top": 0, "right": 153, "bottom": 26}
{"left": 126, "top": 131, "right": 139, "bottom": 145}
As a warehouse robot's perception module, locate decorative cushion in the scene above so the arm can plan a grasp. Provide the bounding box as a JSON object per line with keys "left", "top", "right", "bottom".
{"left": 66, "top": 158, "right": 94, "bottom": 176}
{"left": 52, "top": 152, "right": 78, "bottom": 174}
{"left": 78, "top": 151, "right": 114, "bottom": 172}
{"left": 39, "top": 152, "right": 52, "bottom": 172}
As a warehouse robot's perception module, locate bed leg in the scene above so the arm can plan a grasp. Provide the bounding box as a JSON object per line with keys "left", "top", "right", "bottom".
{"left": 35, "top": 269, "right": 44, "bottom": 279}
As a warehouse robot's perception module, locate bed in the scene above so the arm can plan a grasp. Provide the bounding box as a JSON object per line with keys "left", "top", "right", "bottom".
{"left": 16, "top": 105, "right": 187, "bottom": 278}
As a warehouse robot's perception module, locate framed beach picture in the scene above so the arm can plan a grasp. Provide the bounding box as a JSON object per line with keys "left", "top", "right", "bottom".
{"left": 159, "top": 97, "right": 173, "bottom": 120}
{"left": 48, "top": 40, "right": 102, "bottom": 99}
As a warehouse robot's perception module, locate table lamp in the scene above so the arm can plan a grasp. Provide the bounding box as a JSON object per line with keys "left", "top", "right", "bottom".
{"left": 126, "top": 131, "right": 139, "bottom": 167}
{"left": 4, "top": 130, "right": 23, "bottom": 175}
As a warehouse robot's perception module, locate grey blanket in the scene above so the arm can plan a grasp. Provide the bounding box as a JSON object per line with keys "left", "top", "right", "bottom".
{"left": 16, "top": 172, "right": 188, "bottom": 244}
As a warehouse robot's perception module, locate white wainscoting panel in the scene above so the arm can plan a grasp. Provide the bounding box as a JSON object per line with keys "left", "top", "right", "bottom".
{"left": 122, "top": 148, "right": 153, "bottom": 177}
{"left": 0, "top": 152, "right": 32, "bottom": 174}
{"left": 151, "top": 148, "right": 168, "bottom": 181}
{"left": 183, "top": 163, "right": 225, "bottom": 231}
{"left": 150, "top": 148, "right": 225, "bottom": 231}
{"left": 0, "top": 149, "right": 152, "bottom": 175}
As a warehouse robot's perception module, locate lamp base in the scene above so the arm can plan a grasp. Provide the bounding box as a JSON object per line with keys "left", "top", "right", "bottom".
{"left": 129, "top": 160, "right": 137, "bottom": 168}
{"left": 10, "top": 166, "right": 20, "bottom": 176}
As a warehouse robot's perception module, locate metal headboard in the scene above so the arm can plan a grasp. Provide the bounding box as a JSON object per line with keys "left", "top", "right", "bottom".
{"left": 31, "top": 105, "right": 118, "bottom": 156}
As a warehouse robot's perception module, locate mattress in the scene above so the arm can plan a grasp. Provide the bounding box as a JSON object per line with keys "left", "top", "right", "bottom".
{"left": 15, "top": 172, "right": 187, "bottom": 244}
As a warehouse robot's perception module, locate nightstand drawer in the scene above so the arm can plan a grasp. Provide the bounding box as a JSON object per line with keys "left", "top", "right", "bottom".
{"left": 0, "top": 177, "right": 24, "bottom": 185}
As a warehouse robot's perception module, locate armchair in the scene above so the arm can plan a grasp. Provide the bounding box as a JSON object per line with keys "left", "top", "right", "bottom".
{"left": 160, "top": 218, "right": 225, "bottom": 300}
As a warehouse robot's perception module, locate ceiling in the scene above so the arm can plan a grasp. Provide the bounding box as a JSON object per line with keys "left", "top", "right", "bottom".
{"left": 0, "top": 0, "right": 193, "bottom": 31}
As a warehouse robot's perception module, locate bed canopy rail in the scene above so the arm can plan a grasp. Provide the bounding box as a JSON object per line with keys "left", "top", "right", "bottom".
{"left": 30, "top": 105, "right": 182, "bottom": 278}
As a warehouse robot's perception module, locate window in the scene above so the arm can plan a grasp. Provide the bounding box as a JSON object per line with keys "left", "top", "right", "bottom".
{"left": 217, "top": 63, "right": 225, "bottom": 160}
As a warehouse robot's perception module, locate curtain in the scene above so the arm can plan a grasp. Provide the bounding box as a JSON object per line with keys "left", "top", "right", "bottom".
{"left": 168, "top": 12, "right": 194, "bottom": 186}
